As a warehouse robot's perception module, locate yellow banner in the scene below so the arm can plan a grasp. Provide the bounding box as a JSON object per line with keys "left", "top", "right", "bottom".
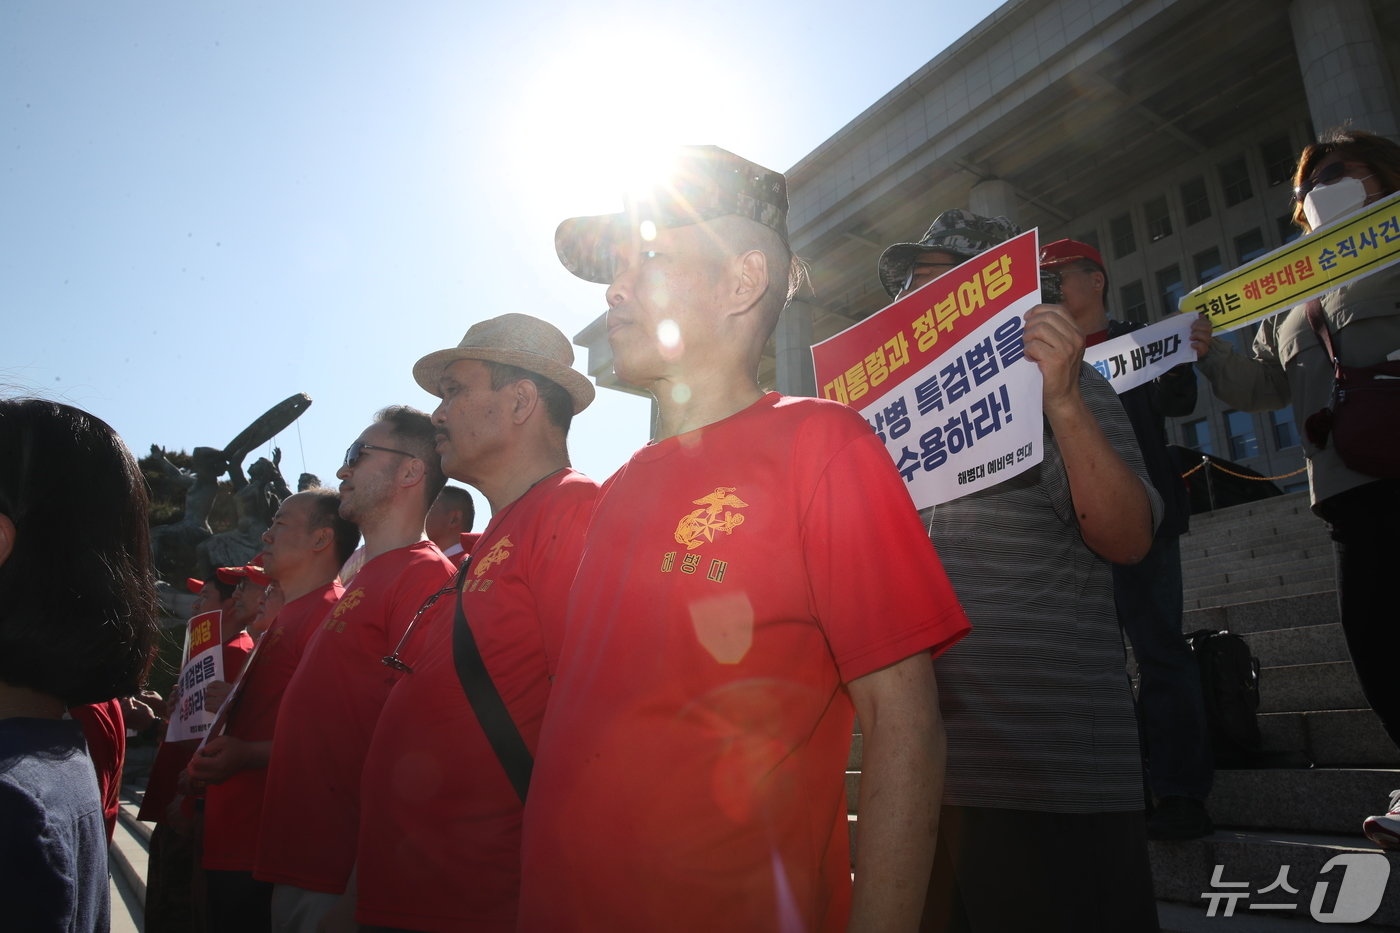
{"left": 1179, "top": 190, "right": 1400, "bottom": 333}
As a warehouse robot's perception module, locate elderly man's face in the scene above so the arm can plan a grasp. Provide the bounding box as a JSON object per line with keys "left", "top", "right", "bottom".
{"left": 431, "top": 359, "right": 511, "bottom": 483}
{"left": 260, "top": 493, "right": 319, "bottom": 580}
{"left": 603, "top": 223, "right": 724, "bottom": 389}
{"left": 898, "top": 249, "right": 964, "bottom": 298}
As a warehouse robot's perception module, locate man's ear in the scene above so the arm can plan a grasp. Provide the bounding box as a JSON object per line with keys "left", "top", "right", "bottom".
{"left": 510, "top": 378, "right": 541, "bottom": 425}
{"left": 0, "top": 514, "right": 13, "bottom": 568}
{"left": 309, "top": 524, "right": 333, "bottom": 555}
{"left": 730, "top": 248, "right": 771, "bottom": 317}
{"left": 400, "top": 455, "right": 428, "bottom": 490}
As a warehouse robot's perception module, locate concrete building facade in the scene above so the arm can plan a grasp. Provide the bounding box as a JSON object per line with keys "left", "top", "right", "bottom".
{"left": 575, "top": 0, "right": 1400, "bottom": 493}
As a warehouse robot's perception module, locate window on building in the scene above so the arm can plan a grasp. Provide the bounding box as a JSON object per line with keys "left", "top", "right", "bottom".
{"left": 1146, "top": 196, "right": 1172, "bottom": 242}
{"left": 1224, "top": 410, "right": 1259, "bottom": 460}
{"left": 1119, "top": 280, "right": 1148, "bottom": 324}
{"left": 1234, "top": 228, "right": 1267, "bottom": 264}
{"left": 1220, "top": 157, "right": 1254, "bottom": 206}
{"left": 1182, "top": 177, "right": 1212, "bottom": 225}
{"left": 1181, "top": 418, "right": 1213, "bottom": 455}
{"left": 1270, "top": 408, "right": 1299, "bottom": 449}
{"left": 1261, "top": 135, "right": 1295, "bottom": 188}
{"left": 1193, "top": 247, "right": 1223, "bottom": 285}
{"left": 1156, "top": 264, "right": 1185, "bottom": 316}
{"left": 1110, "top": 213, "right": 1136, "bottom": 259}
{"left": 1277, "top": 213, "right": 1302, "bottom": 245}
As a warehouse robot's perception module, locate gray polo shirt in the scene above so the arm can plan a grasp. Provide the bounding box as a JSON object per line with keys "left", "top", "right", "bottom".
{"left": 930, "top": 364, "right": 1162, "bottom": 813}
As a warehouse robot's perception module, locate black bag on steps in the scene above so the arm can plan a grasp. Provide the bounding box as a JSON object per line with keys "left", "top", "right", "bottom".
{"left": 1185, "top": 629, "right": 1262, "bottom": 767}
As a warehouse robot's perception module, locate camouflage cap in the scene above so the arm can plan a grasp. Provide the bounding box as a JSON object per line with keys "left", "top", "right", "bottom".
{"left": 877, "top": 210, "right": 1021, "bottom": 297}
{"left": 555, "top": 146, "right": 789, "bottom": 285}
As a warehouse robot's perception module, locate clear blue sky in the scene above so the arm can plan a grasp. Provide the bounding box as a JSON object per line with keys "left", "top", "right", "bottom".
{"left": 2, "top": 0, "right": 1003, "bottom": 510}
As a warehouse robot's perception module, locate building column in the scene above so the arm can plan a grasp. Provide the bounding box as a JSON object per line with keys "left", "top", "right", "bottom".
{"left": 969, "top": 178, "right": 1018, "bottom": 224}
{"left": 775, "top": 299, "right": 817, "bottom": 398}
{"left": 1290, "top": 0, "right": 1400, "bottom": 141}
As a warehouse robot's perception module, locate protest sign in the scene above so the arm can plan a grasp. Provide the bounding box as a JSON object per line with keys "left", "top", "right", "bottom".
{"left": 164, "top": 609, "right": 226, "bottom": 742}
{"left": 1084, "top": 313, "right": 1195, "bottom": 395}
{"left": 1180, "top": 189, "right": 1400, "bottom": 334}
{"left": 812, "top": 229, "right": 1044, "bottom": 508}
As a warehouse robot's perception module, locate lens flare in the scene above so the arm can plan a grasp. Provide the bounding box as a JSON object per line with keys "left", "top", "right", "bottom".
{"left": 657, "top": 319, "right": 681, "bottom": 348}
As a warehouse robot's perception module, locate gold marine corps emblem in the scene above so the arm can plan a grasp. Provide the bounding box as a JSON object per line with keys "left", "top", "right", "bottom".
{"left": 331, "top": 588, "right": 364, "bottom": 619}
{"left": 473, "top": 535, "right": 514, "bottom": 576}
{"left": 674, "top": 486, "right": 748, "bottom": 551}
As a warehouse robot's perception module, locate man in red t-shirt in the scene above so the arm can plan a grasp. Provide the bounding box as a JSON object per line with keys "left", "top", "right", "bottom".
{"left": 425, "top": 484, "right": 476, "bottom": 567}
{"left": 518, "top": 148, "right": 970, "bottom": 932}
{"left": 253, "top": 407, "right": 455, "bottom": 931}
{"left": 351, "top": 314, "right": 599, "bottom": 932}
{"left": 189, "top": 488, "right": 360, "bottom": 933}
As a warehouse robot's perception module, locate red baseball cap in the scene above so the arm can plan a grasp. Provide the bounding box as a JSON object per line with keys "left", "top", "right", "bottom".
{"left": 186, "top": 578, "right": 205, "bottom": 595}
{"left": 214, "top": 557, "right": 268, "bottom": 587}
{"left": 1039, "top": 238, "right": 1105, "bottom": 271}
{"left": 215, "top": 566, "right": 249, "bottom": 585}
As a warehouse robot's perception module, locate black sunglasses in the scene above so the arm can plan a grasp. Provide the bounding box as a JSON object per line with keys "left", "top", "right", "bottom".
{"left": 1294, "top": 161, "right": 1367, "bottom": 202}
{"left": 342, "top": 441, "right": 415, "bottom": 468}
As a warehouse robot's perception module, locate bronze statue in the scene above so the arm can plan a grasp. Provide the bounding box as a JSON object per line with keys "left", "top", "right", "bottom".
{"left": 152, "top": 393, "right": 313, "bottom": 582}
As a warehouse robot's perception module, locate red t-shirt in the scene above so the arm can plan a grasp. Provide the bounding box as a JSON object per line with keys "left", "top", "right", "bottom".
{"left": 70, "top": 699, "right": 125, "bottom": 842}
{"left": 137, "top": 635, "right": 255, "bottom": 823}
{"left": 254, "top": 541, "right": 455, "bottom": 893}
{"left": 202, "top": 581, "right": 344, "bottom": 871}
{"left": 518, "top": 395, "right": 970, "bottom": 932}
{"left": 356, "top": 471, "right": 598, "bottom": 932}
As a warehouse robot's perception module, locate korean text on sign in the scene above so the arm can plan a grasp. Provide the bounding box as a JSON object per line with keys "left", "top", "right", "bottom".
{"left": 1083, "top": 314, "right": 1195, "bottom": 396}
{"left": 1181, "top": 188, "right": 1400, "bottom": 335}
{"left": 812, "top": 229, "right": 1046, "bottom": 509}
{"left": 163, "top": 609, "right": 226, "bottom": 742}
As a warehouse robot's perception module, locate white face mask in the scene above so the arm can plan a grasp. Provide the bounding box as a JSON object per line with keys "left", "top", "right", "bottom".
{"left": 1303, "top": 175, "right": 1370, "bottom": 230}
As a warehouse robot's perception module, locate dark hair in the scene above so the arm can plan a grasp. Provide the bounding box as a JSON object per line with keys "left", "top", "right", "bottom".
{"left": 300, "top": 488, "right": 361, "bottom": 566}
{"left": 483, "top": 362, "right": 573, "bottom": 433}
{"left": 374, "top": 405, "right": 449, "bottom": 508}
{"left": 435, "top": 485, "right": 476, "bottom": 533}
{"left": 1291, "top": 129, "right": 1400, "bottom": 231}
{"left": 0, "top": 399, "right": 158, "bottom": 705}
{"left": 210, "top": 577, "right": 238, "bottom": 601}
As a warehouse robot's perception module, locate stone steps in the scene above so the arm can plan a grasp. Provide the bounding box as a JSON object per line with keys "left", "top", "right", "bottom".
{"left": 1260, "top": 660, "right": 1367, "bottom": 713}
{"left": 109, "top": 790, "right": 148, "bottom": 932}
{"left": 1260, "top": 709, "right": 1400, "bottom": 768}
{"left": 1187, "top": 577, "right": 1333, "bottom": 611}
{"left": 1247, "top": 622, "right": 1349, "bottom": 668}
{"left": 1149, "top": 830, "right": 1400, "bottom": 929}
{"left": 847, "top": 767, "right": 1400, "bottom": 836}
{"left": 1210, "top": 768, "right": 1400, "bottom": 835}
{"left": 1184, "top": 590, "right": 1338, "bottom": 635}
{"left": 1182, "top": 554, "right": 1333, "bottom": 595}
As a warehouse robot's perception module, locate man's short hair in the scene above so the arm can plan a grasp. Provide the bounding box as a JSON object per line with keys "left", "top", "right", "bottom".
{"left": 374, "top": 405, "right": 449, "bottom": 508}
{"left": 435, "top": 485, "right": 476, "bottom": 533}
{"left": 210, "top": 577, "right": 238, "bottom": 601}
{"left": 483, "top": 362, "right": 574, "bottom": 433}
{"left": 300, "top": 488, "right": 361, "bottom": 566}
{"left": 708, "top": 214, "right": 803, "bottom": 338}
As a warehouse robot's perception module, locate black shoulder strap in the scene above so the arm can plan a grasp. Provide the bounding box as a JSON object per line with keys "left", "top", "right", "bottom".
{"left": 450, "top": 557, "right": 533, "bottom": 803}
